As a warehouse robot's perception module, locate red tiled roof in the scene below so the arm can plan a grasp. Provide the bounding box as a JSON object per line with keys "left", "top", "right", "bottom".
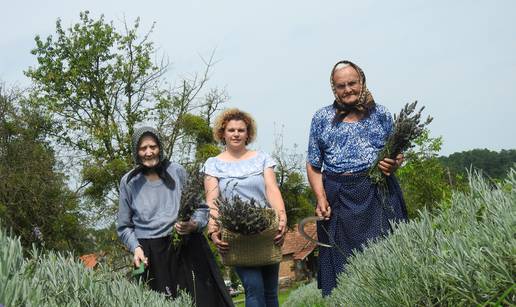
{"left": 79, "top": 253, "right": 98, "bottom": 269}
{"left": 281, "top": 222, "right": 317, "bottom": 260}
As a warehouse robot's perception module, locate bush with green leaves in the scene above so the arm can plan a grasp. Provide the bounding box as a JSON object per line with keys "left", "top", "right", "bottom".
{"left": 0, "top": 226, "right": 192, "bottom": 306}
{"left": 284, "top": 170, "right": 516, "bottom": 306}
{"left": 282, "top": 281, "right": 325, "bottom": 307}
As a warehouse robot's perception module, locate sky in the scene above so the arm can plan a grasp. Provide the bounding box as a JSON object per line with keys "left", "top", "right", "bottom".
{"left": 1, "top": 0, "right": 515, "bottom": 157}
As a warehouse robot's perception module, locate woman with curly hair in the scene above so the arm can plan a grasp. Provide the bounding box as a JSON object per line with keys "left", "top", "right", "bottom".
{"left": 204, "top": 108, "right": 287, "bottom": 307}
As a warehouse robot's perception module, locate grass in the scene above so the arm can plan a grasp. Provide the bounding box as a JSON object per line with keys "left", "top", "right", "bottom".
{"left": 232, "top": 284, "right": 297, "bottom": 306}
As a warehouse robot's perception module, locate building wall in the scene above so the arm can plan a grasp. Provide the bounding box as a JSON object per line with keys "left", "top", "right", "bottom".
{"left": 279, "top": 255, "right": 295, "bottom": 279}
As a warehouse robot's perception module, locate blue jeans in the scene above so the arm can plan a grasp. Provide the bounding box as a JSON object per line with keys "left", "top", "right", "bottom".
{"left": 235, "top": 263, "right": 279, "bottom": 307}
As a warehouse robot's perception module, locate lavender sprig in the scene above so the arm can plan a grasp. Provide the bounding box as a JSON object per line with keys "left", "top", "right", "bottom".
{"left": 215, "top": 195, "right": 276, "bottom": 235}
{"left": 177, "top": 166, "right": 205, "bottom": 222}
{"left": 171, "top": 165, "right": 206, "bottom": 248}
{"left": 368, "top": 101, "right": 433, "bottom": 185}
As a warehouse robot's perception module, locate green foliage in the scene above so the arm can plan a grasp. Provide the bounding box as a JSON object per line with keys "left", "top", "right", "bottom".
{"left": 195, "top": 143, "right": 221, "bottom": 162}
{"left": 153, "top": 70, "right": 226, "bottom": 162}
{"left": 278, "top": 172, "right": 315, "bottom": 230}
{"left": 174, "top": 112, "right": 221, "bottom": 164}
{"left": 86, "top": 224, "right": 133, "bottom": 273}
{"left": 82, "top": 158, "right": 130, "bottom": 203}
{"left": 0, "top": 84, "right": 91, "bottom": 254}
{"left": 285, "top": 169, "right": 516, "bottom": 306}
{"left": 272, "top": 132, "right": 314, "bottom": 229}
{"left": 180, "top": 113, "right": 213, "bottom": 145}
{"left": 24, "top": 11, "right": 225, "bottom": 224}
{"left": 397, "top": 130, "right": 462, "bottom": 218}
{"left": 282, "top": 281, "right": 325, "bottom": 307}
{"left": 369, "top": 101, "right": 433, "bottom": 185}
{"left": 24, "top": 11, "right": 165, "bottom": 222}
{"left": 0, "top": 225, "right": 192, "bottom": 306}
{"left": 26, "top": 11, "right": 159, "bottom": 159}
{"left": 440, "top": 148, "right": 516, "bottom": 180}
{"left": 333, "top": 170, "right": 515, "bottom": 305}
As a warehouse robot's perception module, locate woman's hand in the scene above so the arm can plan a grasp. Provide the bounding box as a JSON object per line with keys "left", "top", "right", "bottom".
{"left": 274, "top": 214, "right": 287, "bottom": 246}
{"left": 133, "top": 246, "right": 148, "bottom": 268}
{"left": 175, "top": 220, "right": 198, "bottom": 235}
{"left": 307, "top": 163, "right": 331, "bottom": 220}
{"left": 378, "top": 153, "right": 404, "bottom": 176}
{"left": 210, "top": 231, "right": 229, "bottom": 254}
{"left": 315, "top": 197, "right": 331, "bottom": 220}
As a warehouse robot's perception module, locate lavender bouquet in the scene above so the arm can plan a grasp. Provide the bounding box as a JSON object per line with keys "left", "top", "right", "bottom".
{"left": 171, "top": 165, "right": 207, "bottom": 248}
{"left": 214, "top": 195, "right": 276, "bottom": 235}
{"left": 213, "top": 194, "right": 280, "bottom": 266}
{"left": 368, "top": 100, "right": 433, "bottom": 186}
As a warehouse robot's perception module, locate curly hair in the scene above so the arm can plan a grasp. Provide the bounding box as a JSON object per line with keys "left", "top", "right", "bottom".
{"left": 212, "top": 108, "right": 257, "bottom": 145}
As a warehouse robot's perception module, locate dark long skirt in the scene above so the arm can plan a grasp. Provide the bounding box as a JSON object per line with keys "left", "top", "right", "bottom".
{"left": 138, "top": 233, "right": 234, "bottom": 307}
{"left": 316, "top": 172, "right": 408, "bottom": 296}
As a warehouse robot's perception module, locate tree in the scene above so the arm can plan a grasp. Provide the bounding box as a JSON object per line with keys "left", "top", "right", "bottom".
{"left": 272, "top": 129, "right": 314, "bottom": 229}
{"left": 439, "top": 148, "right": 516, "bottom": 180}
{"left": 0, "top": 83, "right": 91, "bottom": 253}
{"left": 154, "top": 60, "right": 227, "bottom": 162}
{"left": 25, "top": 12, "right": 225, "bottom": 224}
{"left": 396, "top": 130, "right": 463, "bottom": 219}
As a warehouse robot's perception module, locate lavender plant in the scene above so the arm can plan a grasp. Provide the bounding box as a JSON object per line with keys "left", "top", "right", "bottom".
{"left": 215, "top": 195, "right": 276, "bottom": 235}
{"left": 368, "top": 100, "right": 433, "bottom": 185}
{"left": 283, "top": 170, "right": 516, "bottom": 306}
{"left": 171, "top": 165, "right": 207, "bottom": 248}
{"left": 0, "top": 226, "right": 193, "bottom": 306}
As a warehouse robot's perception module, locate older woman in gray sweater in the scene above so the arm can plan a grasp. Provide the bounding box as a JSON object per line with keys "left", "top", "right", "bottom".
{"left": 117, "top": 126, "right": 233, "bottom": 306}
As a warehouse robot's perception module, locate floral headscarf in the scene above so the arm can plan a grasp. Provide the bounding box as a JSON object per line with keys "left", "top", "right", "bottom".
{"left": 330, "top": 60, "right": 375, "bottom": 121}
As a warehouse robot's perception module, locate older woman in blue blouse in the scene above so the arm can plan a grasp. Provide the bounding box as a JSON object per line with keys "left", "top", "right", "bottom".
{"left": 204, "top": 108, "right": 287, "bottom": 307}
{"left": 306, "top": 61, "right": 408, "bottom": 296}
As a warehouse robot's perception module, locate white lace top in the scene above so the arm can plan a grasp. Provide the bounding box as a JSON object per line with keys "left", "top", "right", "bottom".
{"left": 203, "top": 151, "right": 276, "bottom": 207}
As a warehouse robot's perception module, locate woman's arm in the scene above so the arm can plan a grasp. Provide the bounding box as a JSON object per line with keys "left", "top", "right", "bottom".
{"left": 116, "top": 179, "right": 147, "bottom": 267}
{"left": 306, "top": 162, "right": 331, "bottom": 220}
{"left": 204, "top": 175, "right": 229, "bottom": 253}
{"left": 264, "top": 167, "right": 287, "bottom": 245}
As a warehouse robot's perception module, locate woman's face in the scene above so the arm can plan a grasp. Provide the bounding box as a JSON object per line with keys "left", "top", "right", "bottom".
{"left": 223, "top": 120, "right": 248, "bottom": 149}
{"left": 332, "top": 66, "right": 362, "bottom": 105}
{"left": 137, "top": 135, "right": 160, "bottom": 168}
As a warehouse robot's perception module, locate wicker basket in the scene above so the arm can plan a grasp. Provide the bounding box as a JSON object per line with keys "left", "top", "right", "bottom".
{"left": 221, "top": 220, "right": 282, "bottom": 267}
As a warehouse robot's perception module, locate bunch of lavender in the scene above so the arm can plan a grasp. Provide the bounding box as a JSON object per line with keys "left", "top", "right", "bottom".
{"left": 368, "top": 101, "right": 433, "bottom": 186}
{"left": 171, "top": 165, "right": 207, "bottom": 248}
{"left": 215, "top": 195, "right": 276, "bottom": 235}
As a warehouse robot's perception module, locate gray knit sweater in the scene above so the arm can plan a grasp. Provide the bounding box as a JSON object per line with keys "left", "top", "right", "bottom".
{"left": 117, "top": 162, "right": 208, "bottom": 252}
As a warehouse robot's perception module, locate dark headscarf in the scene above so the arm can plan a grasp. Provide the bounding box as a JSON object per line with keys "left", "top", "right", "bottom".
{"left": 330, "top": 60, "right": 375, "bottom": 122}
{"left": 126, "top": 126, "right": 175, "bottom": 189}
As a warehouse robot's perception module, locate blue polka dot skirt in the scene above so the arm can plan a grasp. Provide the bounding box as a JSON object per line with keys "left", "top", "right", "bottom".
{"left": 316, "top": 172, "right": 408, "bottom": 296}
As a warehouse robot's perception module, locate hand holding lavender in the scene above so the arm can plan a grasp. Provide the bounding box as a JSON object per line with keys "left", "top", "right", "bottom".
{"left": 368, "top": 101, "right": 433, "bottom": 185}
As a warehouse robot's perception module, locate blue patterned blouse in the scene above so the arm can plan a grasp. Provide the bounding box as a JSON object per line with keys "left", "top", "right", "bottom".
{"left": 307, "top": 104, "right": 393, "bottom": 174}
{"left": 203, "top": 151, "right": 276, "bottom": 207}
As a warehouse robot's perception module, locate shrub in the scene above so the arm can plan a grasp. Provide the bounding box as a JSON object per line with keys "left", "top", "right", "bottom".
{"left": 0, "top": 226, "right": 192, "bottom": 306}
{"left": 282, "top": 281, "right": 325, "bottom": 307}
{"left": 328, "top": 170, "right": 515, "bottom": 306}
{"left": 284, "top": 170, "right": 515, "bottom": 306}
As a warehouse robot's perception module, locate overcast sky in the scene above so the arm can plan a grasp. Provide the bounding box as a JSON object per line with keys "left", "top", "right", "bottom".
{"left": 2, "top": 0, "right": 515, "bottom": 156}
